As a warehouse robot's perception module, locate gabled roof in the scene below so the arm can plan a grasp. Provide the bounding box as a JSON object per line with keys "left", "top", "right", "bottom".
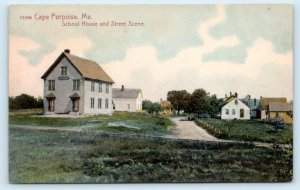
{"left": 222, "top": 98, "right": 250, "bottom": 109}
{"left": 41, "top": 52, "right": 114, "bottom": 83}
{"left": 243, "top": 98, "right": 260, "bottom": 109}
{"left": 261, "top": 97, "right": 287, "bottom": 110}
{"left": 112, "top": 88, "right": 142, "bottom": 99}
{"left": 269, "top": 102, "right": 292, "bottom": 112}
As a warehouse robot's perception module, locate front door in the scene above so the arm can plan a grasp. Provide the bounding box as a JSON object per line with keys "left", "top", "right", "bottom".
{"left": 48, "top": 99, "right": 55, "bottom": 112}
{"left": 72, "top": 99, "right": 79, "bottom": 112}
{"left": 240, "top": 108, "right": 244, "bottom": 118}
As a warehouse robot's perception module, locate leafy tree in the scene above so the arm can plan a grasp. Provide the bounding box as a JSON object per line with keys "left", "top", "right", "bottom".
{"left": 142, "top": 100, "right": 162, "bottom": 115}
{"left": 167, "top": 90, "right": 190, "bottom": 115}
{"left": 35, "top": 97, "right": 44, "bottom": 108}
{"left": 208, "top": 94, "right": 224, "bottom": 118}
{"left": 152, "top": 102, "right": 162, "bottom": 115}
{"left": 9, "top": 94, "right": 44, "bottom": 111}
{"left": 142, "top": 100, "right": 153, "bottom": 114}
{"left": 189, "top": 88, "right": 210, "bottom": 115}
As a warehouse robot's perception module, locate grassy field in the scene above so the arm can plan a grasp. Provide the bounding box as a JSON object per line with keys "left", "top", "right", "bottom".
{"left": 9, "top": 112, "right": 173, "bottom": 136}
{"left": 195, "top": 119, "right": 293, "bottom": 144}
{"left": 9, "top": 127, "right": 292, "bottom": 183}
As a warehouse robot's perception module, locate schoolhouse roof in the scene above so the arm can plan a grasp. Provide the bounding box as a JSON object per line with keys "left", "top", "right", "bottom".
{"left": 41, "top": 51, "right": 114, "bottom": 83}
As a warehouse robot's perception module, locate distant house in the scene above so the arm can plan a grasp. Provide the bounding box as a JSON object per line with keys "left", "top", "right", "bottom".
{"left": 260, "top": 97, "right": 287, "bottom": 120}
{"left": 242, "top": 95, "right": 260, "bottom": 118}
{"left": 160, "top": 99, "right": 173, "bottom": 116}
{"left": 267, "top": 102, "right": 293, "bottom": 124}
{"left": 41, "top": 49, "right": 114, "bottom": 115}
{"left": 112, "top": 85, "right": 143, "bottom": 112}
{"left": 221, "top": 98, "right": 250, "bottom": 120}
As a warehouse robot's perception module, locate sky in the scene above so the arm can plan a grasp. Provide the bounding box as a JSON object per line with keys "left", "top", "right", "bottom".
{"left": 9, "top": 4, "right": 293, "bottom": 102}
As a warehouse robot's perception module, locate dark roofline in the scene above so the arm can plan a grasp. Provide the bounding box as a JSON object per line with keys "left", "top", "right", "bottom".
{"left": 84, "top": 77, "right": 114, "bottom": 84}
{"left": 112, "top": 88, "right": 141, "bottom": 91}
{"left": 41, "top": 52, "right": 83, "bottom": 79}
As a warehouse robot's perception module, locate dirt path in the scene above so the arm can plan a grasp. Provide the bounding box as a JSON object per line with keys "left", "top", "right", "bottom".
{"left": 166, "top": 117, "right": 221, "bottom": 141}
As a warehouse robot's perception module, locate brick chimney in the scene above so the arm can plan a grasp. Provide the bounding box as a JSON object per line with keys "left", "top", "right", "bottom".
{"left": 64, "top": 49, "right": 70, "bottom": 53}
{"left": 121, "top": 85, "right": 124, "bottom": 91}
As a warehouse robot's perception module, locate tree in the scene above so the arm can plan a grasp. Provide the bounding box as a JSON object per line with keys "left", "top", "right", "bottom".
{"left": 208, "top": 94, "right": 224, "bottom": 118}
{"left": 167, "top": 90, "right": 190, "bottom": 115}
{"left": 9, "top": 94, "right": 44, "bottom": 111}
{"left": 142, "top": 100, "right": 162, "bottom": 115}
{"left": 14, "top": 94, "right": 36, "bottom": 109}
{"left": 142, "top": 100, "right": 153, "bottom": 114}
{"left": 189, "top": 88, "right": 210, "bottom": 115}
{"left": 152, "top": 102, "right": 162, "bottom": 115}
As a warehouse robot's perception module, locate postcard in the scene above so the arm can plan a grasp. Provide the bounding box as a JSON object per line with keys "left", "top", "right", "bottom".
{"left": 9, "top": 4, "right": 293, "bottom": 183}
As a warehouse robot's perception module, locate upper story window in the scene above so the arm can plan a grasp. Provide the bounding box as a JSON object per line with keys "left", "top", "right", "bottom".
{"left": 91, "top": 81, "right": 95, "bottom": 92}
{"left": 61, "top": 66, "right": 67, "bottom": 75}
{"left": 48, "top": 80, "right": 55, "bottom": 91}
{"left": 106, "top": 83, "right": 109, "bottom": 93}
{"left": 234, "top": 99, "right": 238, "bottom": 105}
{"left": 98, "top": 82, "right": 102, "bottom": 93}
{"left": 73, "top": 80, "right": 80, "bottom": 91}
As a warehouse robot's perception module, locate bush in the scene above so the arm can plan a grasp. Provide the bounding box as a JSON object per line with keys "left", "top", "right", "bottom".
{"left": 270, "top": 118, "right": 287, "bottom": 130}
{"left": 155, "top": 117, "right": 172, "bottom": 127}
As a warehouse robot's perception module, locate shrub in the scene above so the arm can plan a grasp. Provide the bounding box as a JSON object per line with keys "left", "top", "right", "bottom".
{"left": 270, "top": 118, "right": 287, "bottom": 130}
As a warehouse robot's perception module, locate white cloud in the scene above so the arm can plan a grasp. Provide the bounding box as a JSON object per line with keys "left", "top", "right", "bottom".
{"left": 9, "top": 36, "right": 92, "bottom": 97}
{"left": 103, "top": 5, "right": 292, "bottom": 102}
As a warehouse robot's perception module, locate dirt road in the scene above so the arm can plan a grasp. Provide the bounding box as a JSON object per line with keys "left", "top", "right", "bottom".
{"left": 167, "top": 117, "right": 220, "bottom": 141}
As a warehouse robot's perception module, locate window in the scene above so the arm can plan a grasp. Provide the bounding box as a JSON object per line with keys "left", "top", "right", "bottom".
{"left": 98, "top": 82, "right": 102, "bottom": 92}
{"left": 127, "top": 104, "right": 130, "bottom": 110}
{"left": 73, "top": 80, "right": 80, "bottom": 91}
{"left": 106, "top": 83, "right": 109, "bottom": 93}
{"left": 98, "top": 98, "right": 102, "bottom": 109}
{"left": 61, "top": 66, "right": 67, "bottom": 75}
{"left": 48, "top": 80, "right": 55, "bottom": 91}
{"left": 234, "top": 99, "right": 238, "bottom": 105}
{"left": 105, "top": 98, "right": 109, "bottom": 109}
{"left": 90, "top": 98, "right": 94, "bottom": 108}
{"left": 232, "top": 109, "right": 235, "bottom": 115}
{"left": 276, "top": 112, "right": 279, "bottom": 118}
{"left": 226, "top": 109, "right": 229, "bottom": 115}
{"left": 91, "top": 82, "right": 95, "bottom": 92}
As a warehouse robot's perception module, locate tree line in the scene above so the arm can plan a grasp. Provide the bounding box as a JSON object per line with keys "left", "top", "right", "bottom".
{"left": 167, "top": 88, "right": 224, "bottom": 117}
{"left": 9, "top": 94, "right": 43, "bottom": 111}
{"left": 142, "top": 100, "right": 162, "bottom": 115}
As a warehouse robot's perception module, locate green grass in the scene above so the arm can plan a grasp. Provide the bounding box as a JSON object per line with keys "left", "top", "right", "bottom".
{"left": 9, "top": 127, "right": 292, "bottom": 183}
{"left": 195, "top": 119, "right": 293, "bottom": 144}
{"left": 9, "top": 112, "right": 174, "bottom": 136}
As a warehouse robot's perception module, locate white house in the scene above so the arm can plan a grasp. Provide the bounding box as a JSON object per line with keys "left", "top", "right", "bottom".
{"left": 41, "top": 49, "right": 114, "bottom": 115}
{"left": 112, "top": 85, "right": 143, "bottom": 112}
{"left": 221, "top": 98, "right": 250, "bottom": 120}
